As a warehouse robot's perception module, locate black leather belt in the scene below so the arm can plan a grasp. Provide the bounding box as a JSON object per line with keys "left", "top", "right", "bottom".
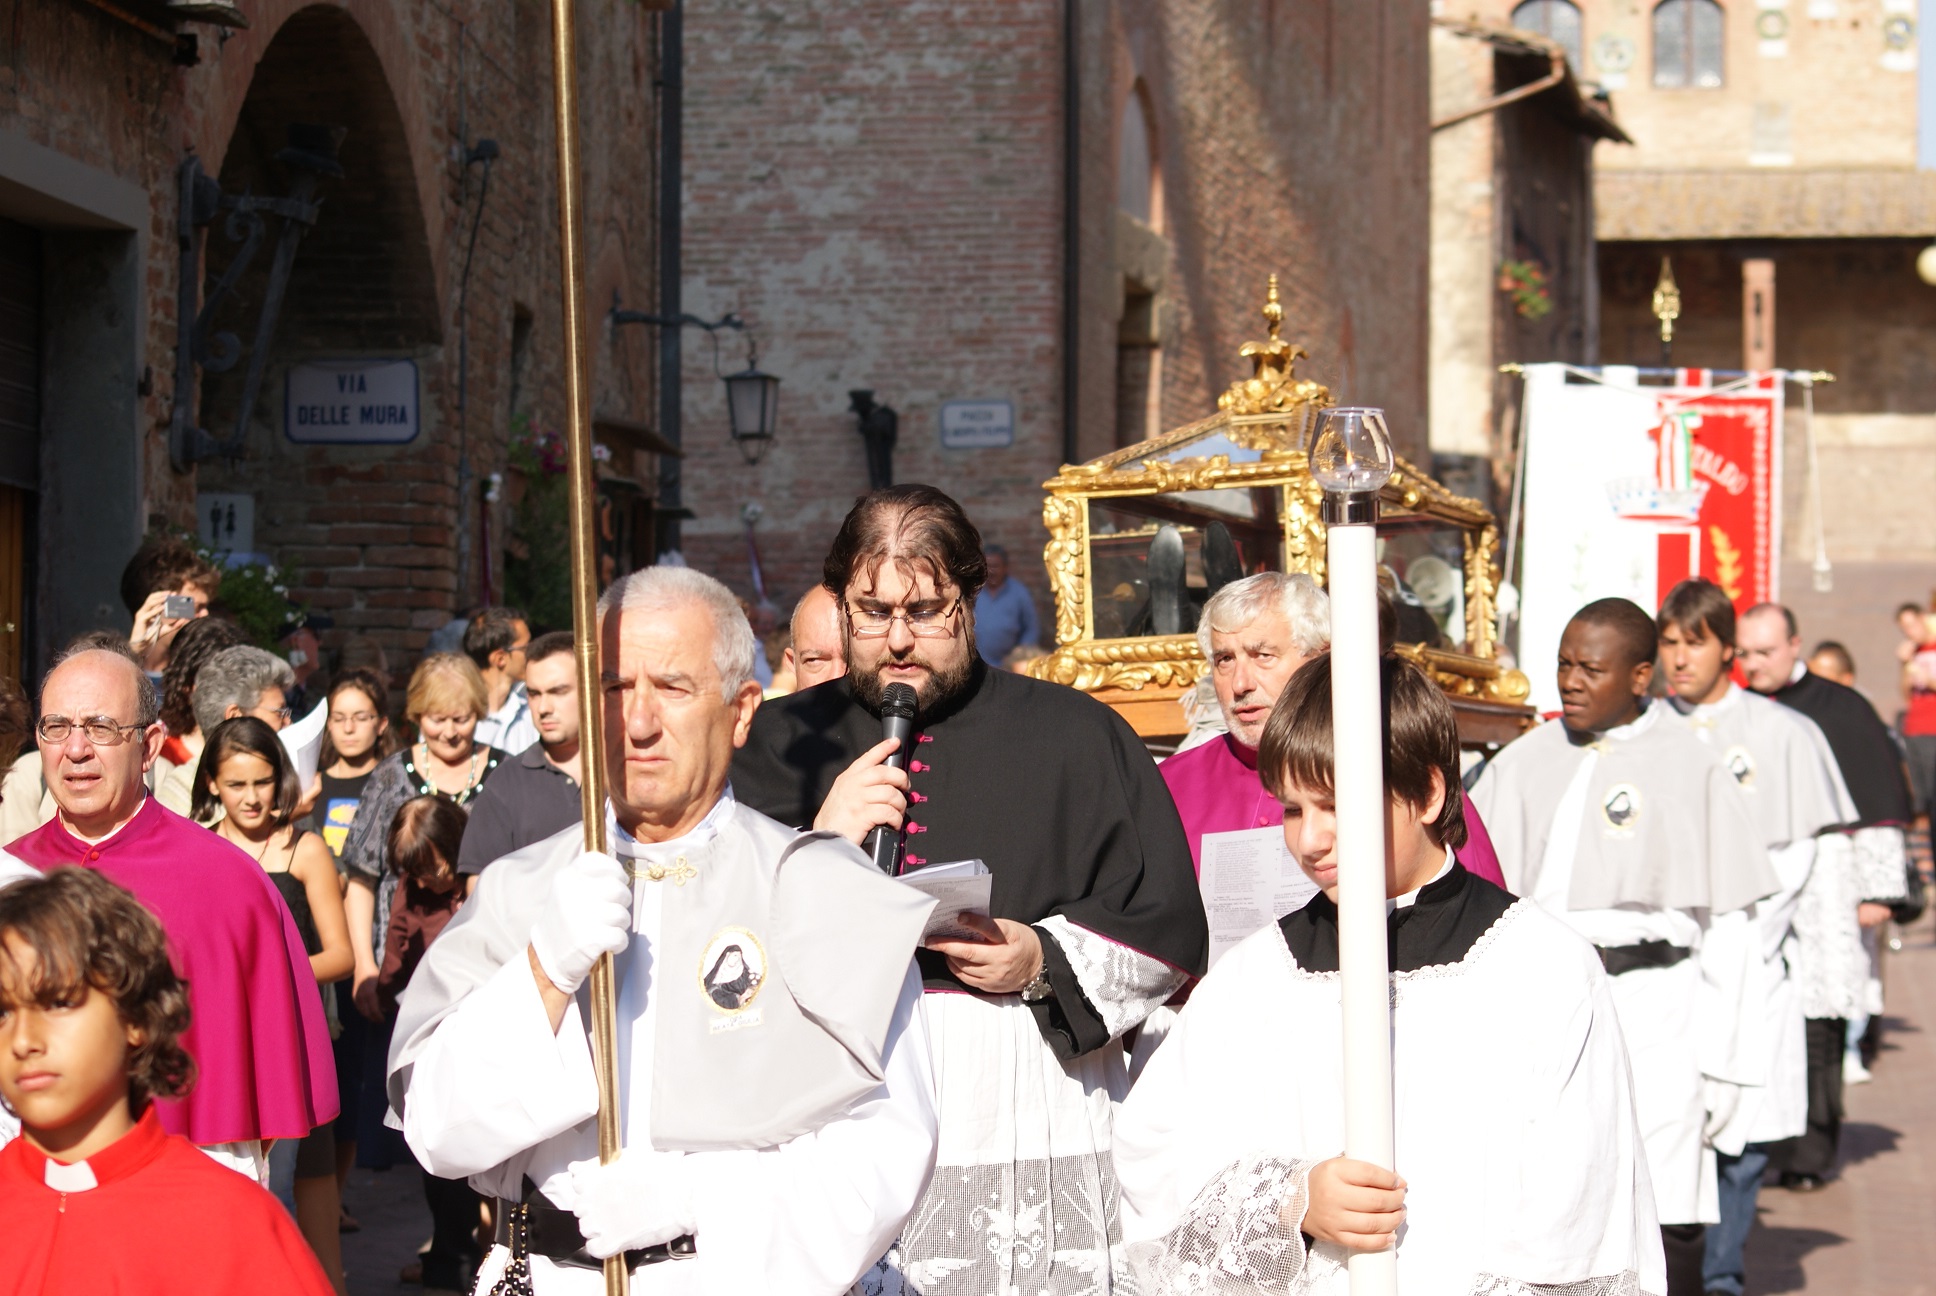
{"left": 1596, "top": 939, "right": 1692, "bottom": 977}
{"left": 493, "top": 1185, "right": 696, "bottom": 1273}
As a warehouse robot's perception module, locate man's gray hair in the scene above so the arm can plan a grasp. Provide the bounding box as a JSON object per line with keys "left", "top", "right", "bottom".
{"left": 1197, "top": 572, "right": 1330, "bottom": 661}
{"left": 192, "top": 645, "right": 297, "bottom": 735}
{"left": 596, "top": 566, "right": 758, "bottom": 699}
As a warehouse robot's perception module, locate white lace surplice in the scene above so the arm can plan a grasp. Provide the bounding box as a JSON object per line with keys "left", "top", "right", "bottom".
{"left": 1793, "top": 826, "right": 1906, "bottom": 1021}
{"left": 1115, "top": 904, "right": 1666, "bottom": 1296}
{"left": 862, "top": 918, "right": 1186, "bottom": 1296}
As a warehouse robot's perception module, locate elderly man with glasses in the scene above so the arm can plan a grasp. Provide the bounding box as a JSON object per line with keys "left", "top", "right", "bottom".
{"left": 0, "top": 643, "right": 336, "bottom": 1180}
{"left": 733, "top": 484, "right": 1207, "bottom": 1296}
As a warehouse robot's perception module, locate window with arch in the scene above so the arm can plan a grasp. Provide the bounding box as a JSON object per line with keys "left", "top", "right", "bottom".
{"left": 1118, "top": 84, "right": 1157, "bottom": 228}
{"left": 1509, "top": 0, "right": 1583, "bottom": 71}
{"left": 1653, "top": 0, "right": 1725, "bottom": 88}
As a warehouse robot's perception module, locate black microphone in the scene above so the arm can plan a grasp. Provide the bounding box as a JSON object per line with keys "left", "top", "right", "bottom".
{"left": 867, "top": 682, "right": 919, "bottom": 874}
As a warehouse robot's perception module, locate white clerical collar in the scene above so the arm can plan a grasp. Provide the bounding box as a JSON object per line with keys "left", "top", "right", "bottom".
{"left": 1672, "top": 682, "right": 1740, "bottom": 722}
{"left": 1387, "top": 848, "right": 1456, "bottom": 914}
{"left": 1789, "top": 658, "right": 1808, "bottom": 686}
{"left": 43, "top": 1157, "right": 98, "bottom": 1192}
{"left": 610, "top": 785, "right": 737, "bottom": 862}
{"left": 60, "top": 796, "right": 147, "bottom": 847}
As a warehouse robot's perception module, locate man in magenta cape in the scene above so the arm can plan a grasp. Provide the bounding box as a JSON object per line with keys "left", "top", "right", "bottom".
{"left": 3, "top": 646, "right": 334, "bottom": 1152}
{"left": 1163, "top": 573, "right": 1505, "bottom": 886}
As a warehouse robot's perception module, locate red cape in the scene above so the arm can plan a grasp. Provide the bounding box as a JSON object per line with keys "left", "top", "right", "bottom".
{"left": 0, "top": 1105, "right": 335, "bottom": 1296}
{"left": 5, "top": 798, "right": 338, "bottom": 1143}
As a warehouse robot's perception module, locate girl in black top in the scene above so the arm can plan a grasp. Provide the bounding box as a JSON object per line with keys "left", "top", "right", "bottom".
{"left": 194, "top": 716, "right": 354, "bottom": 1286}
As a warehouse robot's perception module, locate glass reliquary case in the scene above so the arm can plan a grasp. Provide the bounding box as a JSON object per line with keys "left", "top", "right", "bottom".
{"left": 1025, "top": 279, "right": 1533, "bottom": 747}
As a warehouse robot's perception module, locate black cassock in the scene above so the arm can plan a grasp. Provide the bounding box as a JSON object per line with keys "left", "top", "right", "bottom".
{"left": 731, "top": 661, "right": 1207, "bottom": 1059}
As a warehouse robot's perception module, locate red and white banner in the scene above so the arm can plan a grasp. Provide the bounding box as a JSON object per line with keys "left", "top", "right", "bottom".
{"left": 1517, "top": 364, "right": 1783, "bottom": 712}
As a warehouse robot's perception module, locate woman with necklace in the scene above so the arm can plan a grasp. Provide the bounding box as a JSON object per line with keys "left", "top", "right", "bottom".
{"left": 340, "top": 653, "right": 505, "bottom": 1026}
{"left": 193, "top": 716, "right": 354, "bottom": 1293}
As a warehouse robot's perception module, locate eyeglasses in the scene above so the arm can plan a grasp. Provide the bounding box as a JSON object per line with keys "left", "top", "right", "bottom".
{"left": 258, "top": 706, "right": 295, "bottom": 725}
{"left": 37, "top": 716, "right": 150, "bottom": 746}
{"left": 330, "top": 712, "right": 379, "bottom": 725}
{"left": 846, "top": 598, "right": 963, "bottom": 639}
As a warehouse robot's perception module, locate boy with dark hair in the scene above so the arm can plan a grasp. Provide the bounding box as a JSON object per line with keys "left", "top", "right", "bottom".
{"left": 0, "top": 867, "right": 334, "bottom": 1294}
{"left": 1116, "top": 655, "right": 1663, "bottom": 1293}
{"left": 1472, "top": 597, "right": 1776, "bottom": 1296}
{"left": 1656, "top": 578, "right": 1851, "bottom": 1295}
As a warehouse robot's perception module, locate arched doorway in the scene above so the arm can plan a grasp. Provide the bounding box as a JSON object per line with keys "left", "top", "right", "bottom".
{"left": 195, "top": 5, "right": 445, "bottom": 666}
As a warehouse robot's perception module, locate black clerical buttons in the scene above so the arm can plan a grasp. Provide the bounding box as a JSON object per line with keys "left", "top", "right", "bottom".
{"left": 699, "top": 927, "right": 768, "bottom": 1031}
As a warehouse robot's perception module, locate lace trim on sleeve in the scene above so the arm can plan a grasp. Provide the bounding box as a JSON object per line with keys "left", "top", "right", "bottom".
{"left": 1852, "top": 826, "right": 1909, "bottom": 903}
{"left": 1036, "top": 914, "right": 1190, "bottom": 1039}
{"left": 1469, "top": 1272, "right": 1656, "bottom": 1296}
{"left": 1129, "top": 1154, "right": 1313, "bottom": 1295}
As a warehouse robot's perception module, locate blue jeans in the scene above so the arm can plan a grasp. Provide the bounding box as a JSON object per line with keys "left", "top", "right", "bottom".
{"left": 1703, "top": 1145, "right": 1771, "bottom": 1295}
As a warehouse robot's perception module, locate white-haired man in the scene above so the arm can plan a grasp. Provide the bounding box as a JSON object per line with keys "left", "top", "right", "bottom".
{"left": 1160, "top": 572, "right": 1506, "bottom": 886}
{"left": 388, "top": 566, "right": 940, "bottom": 1293}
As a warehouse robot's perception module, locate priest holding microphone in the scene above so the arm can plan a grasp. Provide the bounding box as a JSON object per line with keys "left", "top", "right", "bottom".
{"left": 732, "top": 484, "right": 1208, "bottom": 1295}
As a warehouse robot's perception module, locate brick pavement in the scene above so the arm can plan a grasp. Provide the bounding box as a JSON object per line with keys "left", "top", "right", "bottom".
{"left": 1745, "top": 910, "right": 1936, "bottom": 1294}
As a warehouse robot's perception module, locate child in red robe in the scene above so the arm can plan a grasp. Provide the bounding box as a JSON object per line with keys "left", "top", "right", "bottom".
{"left": 0, "top": 867, "right": 335, "bottom": 1296}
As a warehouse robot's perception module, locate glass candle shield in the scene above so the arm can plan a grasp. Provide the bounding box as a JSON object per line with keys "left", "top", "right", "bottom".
{"left": 1309, "top": 406, "right": 1396, "bottom": 495}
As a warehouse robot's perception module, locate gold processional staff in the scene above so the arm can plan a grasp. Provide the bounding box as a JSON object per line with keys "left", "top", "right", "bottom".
{"left": 546, "top": 0, "right": 626, "bottom": 1289}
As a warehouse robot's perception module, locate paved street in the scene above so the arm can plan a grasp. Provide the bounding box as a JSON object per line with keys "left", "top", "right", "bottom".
{"left": 1747, "top": 910, "right": 1936, "bottom": 1294}
{"left": 342, "top": 1160, "right": 435, "bottom": 1296}
{"left": 341, "top": 915, "right": 1936, "bottom": 1296}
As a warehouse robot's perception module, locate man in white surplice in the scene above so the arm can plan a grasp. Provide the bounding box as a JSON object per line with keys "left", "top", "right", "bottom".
{"left": 1470, "top": 598, "right": 1776, "bottom": 1296}
{"left": 1656, "top": 580, "right": 1853, "bottom": 1296}
{"left": 387, "top": 568, "right": 941, "bottom": 1295}
{"left": 1116, "top": 656, "right": 1665, "bottom": 1295}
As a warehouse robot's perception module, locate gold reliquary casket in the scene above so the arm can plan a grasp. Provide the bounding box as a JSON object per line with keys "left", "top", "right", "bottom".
{"left": 1026, "top": 278, "right": 1533, "bottom": 747}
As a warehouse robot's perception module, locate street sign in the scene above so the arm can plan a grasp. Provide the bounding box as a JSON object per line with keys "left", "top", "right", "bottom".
{"left": 285, "top": 358, "right": 421, "bottom": 444}
{"left": 939, "top": 399, "right": 1014, "bottom": 449}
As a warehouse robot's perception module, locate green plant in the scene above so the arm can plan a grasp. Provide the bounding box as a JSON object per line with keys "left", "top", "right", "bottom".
{"left": 1498, "top": 259, "right": 1554, "bottom": 321}
{"left": 504, "top": 413, "right": 574, "bottom": 631}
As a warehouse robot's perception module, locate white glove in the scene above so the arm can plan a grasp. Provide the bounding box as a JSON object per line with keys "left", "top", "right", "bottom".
{"left": 1703, "top": 1078, "right": 1743, "bottom": 1143}
{"left": 568, "top": 1150, "right": 696, "bottom": 1258}
{"left": 529, "top": 850, "right": 631, "bottom": 995}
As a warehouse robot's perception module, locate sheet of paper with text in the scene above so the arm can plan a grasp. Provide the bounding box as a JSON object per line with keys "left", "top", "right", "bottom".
{"left": 1199, "top": 825, "right": 1318, "bottom": 969}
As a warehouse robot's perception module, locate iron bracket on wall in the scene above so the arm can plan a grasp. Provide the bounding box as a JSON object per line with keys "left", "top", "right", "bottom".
{"left": 170, "top": 124, "right": 344, "bottom": 472}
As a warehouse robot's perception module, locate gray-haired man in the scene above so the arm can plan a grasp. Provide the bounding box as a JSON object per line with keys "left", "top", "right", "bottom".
{"left": 192, "top": 645, "right": 298, "bottom": 735}
{"left": 1159, "top": 572, "right": 1332, "bottom": 871}
{"left": 389, "top": 566, "right": 939, "bottom": 1293}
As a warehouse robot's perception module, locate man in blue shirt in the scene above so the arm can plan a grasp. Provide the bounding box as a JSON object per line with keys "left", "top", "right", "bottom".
{"left": 973, "top": 544, "right": 1041, "bottom": 665}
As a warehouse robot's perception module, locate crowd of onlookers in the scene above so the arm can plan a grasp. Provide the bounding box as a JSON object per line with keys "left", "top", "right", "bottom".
{"left": 0, "top": 533, "right": 1052, "bottom": 1291}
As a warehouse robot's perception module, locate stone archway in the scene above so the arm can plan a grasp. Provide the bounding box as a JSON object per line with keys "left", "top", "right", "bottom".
{"left": 194, "top": 4, "right": 449, "bottom": 663}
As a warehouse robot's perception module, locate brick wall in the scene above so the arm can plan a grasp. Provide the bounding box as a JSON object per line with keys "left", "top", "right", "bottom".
{"left": 3, "top": 0, "right": 658, "bottom": 670}
{"left": 673, "top": 0, "right": 1430, "bottom": 625}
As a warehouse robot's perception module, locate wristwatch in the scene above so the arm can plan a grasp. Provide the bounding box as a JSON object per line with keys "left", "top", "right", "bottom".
{"left": 1020, "top": 959, "right": 1054, "bottom": 1003}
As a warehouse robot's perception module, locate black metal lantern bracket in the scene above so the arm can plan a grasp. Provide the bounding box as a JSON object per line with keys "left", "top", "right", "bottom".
{"left": 610, "top": 294, "right": 780, "bottom": 464}
{"left": 170, "top": 124, "right": 343, "bottom": 473}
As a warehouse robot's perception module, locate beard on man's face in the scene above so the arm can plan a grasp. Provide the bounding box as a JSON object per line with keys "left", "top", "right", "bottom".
{"left": 847, "top": 631, "right": 980, "bottom": 718}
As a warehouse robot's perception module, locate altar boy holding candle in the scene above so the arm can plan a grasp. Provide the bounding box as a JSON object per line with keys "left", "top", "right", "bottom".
{"left": 1114, "top": 656, "right": 1665, "bottom": 1295}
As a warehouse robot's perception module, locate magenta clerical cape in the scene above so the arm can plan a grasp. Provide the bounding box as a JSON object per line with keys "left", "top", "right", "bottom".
{"left": 1160, "top": 733, "right": 1508, "bottom": 888}
{"left": 5, "top": 798, "right": 337, "bottom": 1144}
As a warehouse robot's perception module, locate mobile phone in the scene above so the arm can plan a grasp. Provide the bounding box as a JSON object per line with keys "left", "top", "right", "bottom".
{"left": 164, "top": 594, "right": 197, "bottom": 620}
